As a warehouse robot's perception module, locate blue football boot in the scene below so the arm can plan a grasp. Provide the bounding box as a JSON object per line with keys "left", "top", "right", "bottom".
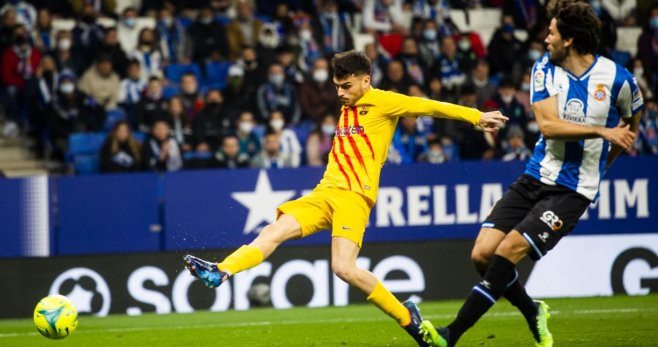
{"left": 183, "top": 254, "right": 229, "bottom": 288}
{"left": 403, "top": 301, "right": 432, "bottom": 346}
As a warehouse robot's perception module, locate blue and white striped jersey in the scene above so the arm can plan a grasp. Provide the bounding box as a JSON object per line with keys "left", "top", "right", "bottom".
{"left": 526, "top": 53, "right": 644, "bottom": 201}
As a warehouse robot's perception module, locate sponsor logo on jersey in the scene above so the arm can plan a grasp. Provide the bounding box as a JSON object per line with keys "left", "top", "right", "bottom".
{"left": 539, "top": 210, "right": 563, "bottom": 231}
{"left": 563, "top": 98, "right": 586, "bottom": 124}
{"left": 594, "top": 84, "right": 607, "bottom": 101}
{"left": 336, "top": 125, "right": 366, "bottom": 137}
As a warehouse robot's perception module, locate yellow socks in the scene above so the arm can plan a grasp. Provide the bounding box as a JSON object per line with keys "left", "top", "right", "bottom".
{"left": 217, "top": 245, "right": 264, "bottom": 275}
{"left": 366, "top": 281, "right": 411, "bottom": 326}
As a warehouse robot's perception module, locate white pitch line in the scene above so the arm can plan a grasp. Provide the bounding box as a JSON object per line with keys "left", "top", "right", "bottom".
{"left": 0, "top": 307, "right": 653, "bottom": 338}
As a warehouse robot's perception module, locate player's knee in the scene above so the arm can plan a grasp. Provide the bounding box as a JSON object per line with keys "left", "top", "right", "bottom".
{"left": 331, "top": 261, "right": 356, "bottom": 283}
{"left": 470, "top": 247, "right": 493, "bottom": 271}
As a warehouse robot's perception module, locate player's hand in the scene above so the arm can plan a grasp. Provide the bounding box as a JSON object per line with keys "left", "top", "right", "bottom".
{"left": 479, "top": 111, "right": 508, "bottom": 133}
{"left": 601, "top": 124, "right": 636, "bottom": 151}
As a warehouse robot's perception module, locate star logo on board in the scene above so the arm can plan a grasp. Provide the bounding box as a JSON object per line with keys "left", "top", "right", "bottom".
{"left": 231, "top": 170, "right": 296, "bottom": 234}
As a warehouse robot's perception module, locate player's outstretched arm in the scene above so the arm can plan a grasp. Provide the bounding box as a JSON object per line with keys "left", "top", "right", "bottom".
{"left": 533, "top": 95, "right": 636, "bottom": 148}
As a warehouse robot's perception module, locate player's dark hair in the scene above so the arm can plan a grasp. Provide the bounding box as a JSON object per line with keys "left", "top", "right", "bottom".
{"left": 546, "top": 0, "right": 582, "bottom": 19}
{"left": 331, "top": 50, "right": 371, "bottom": 79}
{"left": 555, "top": 2, "right": 601, "bottom": 55}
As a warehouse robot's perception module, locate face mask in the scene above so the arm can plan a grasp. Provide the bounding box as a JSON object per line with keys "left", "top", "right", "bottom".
{"left": 124, "top": 18, "right": 136, "bottom": 28}
{"left": 428, "top": 151, "right": 445, "bottom": 164}
{"left": 501, "top": 94, "right": 514, "bottom": 104}
{"left": 60, "top": 82, "right": 75, "bottom": 94}
{"left": 423, "top": 29, "right": 437, "bottom": 41}
{"left": 140, "top": 44, "right": 152, "bottom": 52}
{"left": 652, "top": 17, "right": 658, "bottom": 30}
{"left": 14, "top": 35, "right": 27, "bottom": 45}
{"left": 313, "top": 69, "right": 328, "bottom": 83}
{"left": 259, "top": 34, "right": 279, "bottom": 49}
{"left": 82, "top": 15, "right": 95, "bottom": 24}
{"left": 300, "top": 29, "right": 312, "bottom": 41}
{"left": 200, "top": 17, "right": 213, "bottom": 25}
{"left": 149, "top": 90, "right": 162, "bottom": 99}
{"left": 270, "top": 119, "right": 284, "bottom": 131}
{"left": 528, "top": 49, "right": 542, "bottom": 61}
{"left": 634, "top": 68, "right": 644, "bottom": 77}
{"left": 161, "top": 17, "right": 173, "bottom": 27}
{"left": 322, "top": 124, "right": 335, "bottom": 136}
{"left": 520, "top": 83, "right": 530, "bottom": 92}
{"left": 269, "top": 74, "right": 284, "bottom": 87}
{"left": 502, "top": 24, "right": 514, "bottom": 34}
{"left": 239, "top": 122, "right": 254, "bottom": 134}
{"left": 458, "top": 39, "right": 470, "bottom": 51}
{"left": 58, "top": 38, "right": 71, "bottom": 50}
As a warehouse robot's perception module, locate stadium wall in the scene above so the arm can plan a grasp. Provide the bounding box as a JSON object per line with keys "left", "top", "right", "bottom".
{"left": 0, "top": 157, "right": 657, "bottom": 318}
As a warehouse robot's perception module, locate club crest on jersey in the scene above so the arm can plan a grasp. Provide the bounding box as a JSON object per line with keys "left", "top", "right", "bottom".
{"left": 594, "top": 84, "right": 607, "bottom": 101}
{"left": 359, "top": 106, "right": 369, "bottom": 115}
{"left": 562, "top": 98, "right": 586, "bottom": 124}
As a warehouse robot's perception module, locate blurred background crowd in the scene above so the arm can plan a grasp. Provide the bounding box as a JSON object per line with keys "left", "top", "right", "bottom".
{"left": 0, "top": 0, "right": 657, "bottom": 175}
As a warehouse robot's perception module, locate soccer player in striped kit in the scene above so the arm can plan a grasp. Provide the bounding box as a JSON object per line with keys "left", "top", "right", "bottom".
{"left": 421, "top": 1, "right": 644, "bottom": 346}
{"left": 184, "top": 50, "right": 507, "bottom": 345}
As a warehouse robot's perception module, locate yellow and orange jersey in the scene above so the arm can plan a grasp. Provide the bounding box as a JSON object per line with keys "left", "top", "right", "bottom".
{"left": 318, "top": 87, "right": 482, "bottom": 205}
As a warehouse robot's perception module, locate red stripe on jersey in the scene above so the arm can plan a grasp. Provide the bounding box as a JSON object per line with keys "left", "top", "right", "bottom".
{"left": 337, "top": 135, "right": 362, "bottom": 191}
{"left": 352, "top": 107, "right": 375, "bottom": 160}
{"left": 331, "top": 144, "right": 351, "bottom": 190}
{"left": 345, "top": 107, "right": 367, "bottom": 175}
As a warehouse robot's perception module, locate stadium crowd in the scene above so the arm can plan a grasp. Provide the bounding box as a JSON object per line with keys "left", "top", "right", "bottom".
{"left": 0, "top": 0, "right": 656, "bottom": 174}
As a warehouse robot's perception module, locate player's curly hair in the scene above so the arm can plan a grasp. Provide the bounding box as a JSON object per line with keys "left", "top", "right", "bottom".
{"left": 546, "top": 0, "right": 582, "bottom": 19}
{"left": 555, "top": 1, "right": 602, "bottom": 55}
{"left": 331, "top": 50, "right": 371, "bottom": 79}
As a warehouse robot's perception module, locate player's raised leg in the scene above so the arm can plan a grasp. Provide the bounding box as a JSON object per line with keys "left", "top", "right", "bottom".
{"left": 184, "top": 214, "right": 301, "bottom": 287}
{"left": 471, "top": 228, "right": 542, "bottom": 343}
{"left": 330, "top": 236, "right": 428, "bottom": 345}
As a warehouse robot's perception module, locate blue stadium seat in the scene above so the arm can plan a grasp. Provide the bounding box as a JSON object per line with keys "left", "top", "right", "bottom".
{"left": 162, "top": 85, "right": 180, "bottom": 99}
{"left": 204, "top": 62, "right": 231, "bottom": 90}
{"left": 164, "top": 63, "right": 202, "bottom": 84}
{"left": 183, "top": 151, "right": 213, "bottom": 161}
{"left": 104, "top": 108, "right": 126, "bottom": 131}
{"left": 67, "top": 132, "right": 107, "bottom": 174}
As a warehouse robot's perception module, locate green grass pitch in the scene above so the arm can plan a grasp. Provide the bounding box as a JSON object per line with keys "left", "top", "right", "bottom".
{"left": 1, "top": 295, "right": 657, "bottom": 346}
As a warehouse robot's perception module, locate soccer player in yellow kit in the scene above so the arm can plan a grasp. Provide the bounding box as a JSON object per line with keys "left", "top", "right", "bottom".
{"left": 184, "top": 50, "right": 508, "bottom": 345}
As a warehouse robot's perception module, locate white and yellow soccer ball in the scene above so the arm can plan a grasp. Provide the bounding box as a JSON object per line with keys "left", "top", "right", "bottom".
{"left": 33, "top": 295, "right": 78, "bottom": 339}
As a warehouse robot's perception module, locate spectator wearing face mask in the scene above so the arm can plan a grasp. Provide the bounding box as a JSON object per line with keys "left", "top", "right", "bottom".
{"left": 465, "top": 59, "right": 496, "bottom": 109}
{"left": 250, "top": 130, "right": 296, "bottom": 169}
{"left": 418, "top": 19, "right": 441, "bottom": 69}
{"left": 100, "top": 121, "right": 142, "bottom": 173}
{"left": 418, "top": 139, "right": 447, "bottom": 164}
{"left": 179, "top": 72, "right": 204, "bottom": 120}
{"left": 117, "top": 7, "right": 141, "bottom": 54}
{"left": 46, "top": 73, "right": 106, "bottom": 159}
{"left": 297, "top": 19, "right": 322, "bottom": 72}
{"left": 256, "top": 63, "right": 301, "bottom": 124}
{"left": 135, "top": 77, "right": 168, "bottom": 132}
{"left": 299, "top": 57, "right": 341, "bottom": 123}
{"left": 493, "top": 78, "right": 526, "bottom": 141}
{"left": 268, "top": 110, "right": 302, "bottom": 168}
{"left": 276, "top": 47, "right": 304, "bottom": 84}
{"left": 254, "top": 23, "right": 282, "bottom": 63}
{"left": 130, "top": 28, "right": 163, "bottom": 80}
{"left": 157, "top": 7, "right": 186, "bottom": 64}
{"left": 455, "top": 33, "right": 478, "bottom": 74}
{"left": 210, "top": 134, "right": 250, "bottom": 169}
{"left": 523, "top": 40, "right": 544, "bottom": 72}
{"left": 226, "top": 0, "right": 263, "bottom": 60}
{"left": 238, "top": 46, "right": 267, "bottom": 98}
{"left": 53, "top": 30, "right": 81, "bottom": 75}
{"left": 1, "top": 24, "right": 42, "bottom": 130}
{"left": 185, "top": 5, "right": 228, "bottom": 64}
{"left": 306, "top": 113, "right": 336, "bottom": 166}
{"left": 487, "top": 15, "right": 523, "bottom": 79}
{"left": 78, "top": 53, "right": 120, "bottom": 110}
{"left": 194, "top": 89, "right": 230, "bottom": 150}
{"left": 631, "top": 58, "right": 654, "bottom": 100}
{"left": 142, "top": 120, "right": 183, "bottom": 172}
{"left": 435, "top": 36, "right": 465, "bottom": 100}
{"left": 235, "top": 111, "right": 261, "bottom": 159}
